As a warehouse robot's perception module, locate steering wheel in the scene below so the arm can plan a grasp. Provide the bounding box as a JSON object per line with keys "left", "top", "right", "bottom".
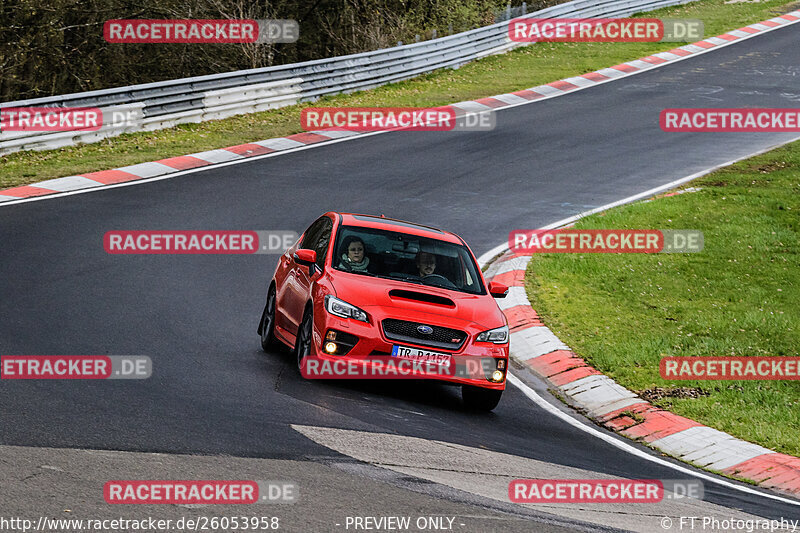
{"left": 421, "top": 273, "right": 456, "bottom": 288}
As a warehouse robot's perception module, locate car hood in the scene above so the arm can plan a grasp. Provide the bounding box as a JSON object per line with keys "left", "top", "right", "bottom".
{"left": 330, "top": 273, "right": 506, "bottom": 330}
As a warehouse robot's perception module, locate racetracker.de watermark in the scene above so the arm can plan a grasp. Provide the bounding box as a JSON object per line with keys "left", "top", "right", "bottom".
{"left": 104, "top": 19, "right": 299, "bottom": 43}
{"left": 660, "top": 357, "right": 800, "bottom": 380}
{"left": 300, "top": 355, "right": 502, "bottom": 381}
{"left": 0, "top": 106, "right": 152, "bottom": 132}
{"left": 509, "top": 479, "right": 703, "bottom": 503}
{"left": 661, "top": 109, "right": 800, "bottom": 132}
{"left": 0, "top": 356, "right": 151, "bottom": 379}
{"left": 508, "top": 18, "right": 703, "bottom": 42}
{"left": 0, "top": 107, "right": 102, "bottom": 132}
{"left": 104, "top": 480, "right": 297, "bottom": 504}
{"left": 103, "top": 231, "right": 298, "bottom": 254}
{"left": 509, "top": 229, "right": 703, "bottom": 254}
{"left": 300, "top": 107, "right": 495, "bottom": 132}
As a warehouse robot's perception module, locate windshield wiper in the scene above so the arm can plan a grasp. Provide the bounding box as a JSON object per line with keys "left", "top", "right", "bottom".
{"left": 376, "top": 273, "right": 424, "bottom": 285}
{"left": 419, "top": 278, "right": 457, "bottom": 291}
{"left": 349, "top": 270, "right": 376, "bottom": 276}
{"left": 375, "top": 273, "right": 472, "bottom": 293}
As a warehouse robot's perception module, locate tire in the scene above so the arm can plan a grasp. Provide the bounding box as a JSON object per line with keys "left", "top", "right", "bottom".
{"left": 462, "top": 385, "right": 502, "bottom": 412}
{"left": 294, "top": 307, "right": 314, "bottom": 375}
{"left": 258, "top": 287, "right": 278, "bottom": 351}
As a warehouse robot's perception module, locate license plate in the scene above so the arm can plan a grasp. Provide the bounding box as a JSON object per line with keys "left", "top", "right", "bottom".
{"left": 391, "top": 345, "right": 452, "bottom": 366}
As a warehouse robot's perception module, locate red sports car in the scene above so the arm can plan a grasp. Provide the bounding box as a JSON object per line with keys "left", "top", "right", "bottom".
{"left": 257, "top": 212, "right": 510, "bottom": 410}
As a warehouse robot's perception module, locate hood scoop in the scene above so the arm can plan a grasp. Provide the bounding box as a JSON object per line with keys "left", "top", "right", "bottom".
{"left": 388, "top": 289, "right": 455, "bottom": 308}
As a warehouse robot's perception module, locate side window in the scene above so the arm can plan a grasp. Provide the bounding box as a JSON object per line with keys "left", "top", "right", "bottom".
{"left": 314, "top": 219, "right": 333, "bottom": 269}
{"left": 298, "top": 216, "right": 332, "bottom": 270}
{"left": 300, "top": 218, "right": 326, "bottom": 250}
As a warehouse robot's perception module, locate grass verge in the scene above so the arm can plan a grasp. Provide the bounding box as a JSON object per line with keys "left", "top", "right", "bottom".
{"left": 1, "top": 0, "right": 798, "bottom": 188}
{"left": 524, "top": 140, "right": 800, "bottom": 456}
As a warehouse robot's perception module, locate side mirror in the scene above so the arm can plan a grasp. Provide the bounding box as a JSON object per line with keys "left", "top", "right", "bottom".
{"left": 488, "top": 281, "right": 508, "bottom": 299}
{"left": 293, "top": 249, "right": 317, "bottom": 274}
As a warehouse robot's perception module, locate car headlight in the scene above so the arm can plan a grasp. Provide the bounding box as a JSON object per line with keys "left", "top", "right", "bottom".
{"left": 324, "top": 295, "right": 369, "bottom": 322}
{"left": 476, "top": 325, "right": 508, "bottom": 344}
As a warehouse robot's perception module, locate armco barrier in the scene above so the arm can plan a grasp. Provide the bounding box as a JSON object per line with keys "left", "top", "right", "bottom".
{"left": 0, "top": 0, "right": 697, "bottom": 154}
{"left": 0, "top": 103, "right": 146, "bottom": 152}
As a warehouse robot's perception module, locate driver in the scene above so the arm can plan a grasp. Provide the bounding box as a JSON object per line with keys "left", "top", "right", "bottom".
{"left": 415, "top": 251, "right": 437, "bottom": 277}
{"left": 338, "top": 236, "right": 370, "bottom": 273}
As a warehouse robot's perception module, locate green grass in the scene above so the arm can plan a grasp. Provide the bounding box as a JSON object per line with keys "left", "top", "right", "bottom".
{"left": 524, "top": 141, "right": 800, "bottom": 456}
{"left": 1, "top": 0, "right": 797, "bottom": 188}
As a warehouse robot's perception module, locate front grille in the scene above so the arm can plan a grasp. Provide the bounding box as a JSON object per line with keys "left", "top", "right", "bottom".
{"left": 382, "top": 319, "right": 467, "bottom": 351}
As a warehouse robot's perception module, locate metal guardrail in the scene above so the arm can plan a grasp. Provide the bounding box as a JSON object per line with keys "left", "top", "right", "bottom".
{"left": 0, "top": 0, "right": 696, "bottom": 154}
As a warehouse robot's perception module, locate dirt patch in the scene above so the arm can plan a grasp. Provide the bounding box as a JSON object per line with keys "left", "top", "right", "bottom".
{"left": 745, "top": 161, "right": 789, "bottom": 174}
{"left": 772, "top": 0, "right": 800, "bottom": 13}
{"left": 637, "top": 386, "right": 710, "bottom": 402}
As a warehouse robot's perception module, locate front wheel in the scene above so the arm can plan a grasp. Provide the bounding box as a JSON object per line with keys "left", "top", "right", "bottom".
{"left": 258, "top": 287, "right": 278, "bottom": 351}
{"left": 294, "top": 307, "right": 314, "bottom": 375}
{"left": 462, "top": 385, "right": 502, "bottom": 411}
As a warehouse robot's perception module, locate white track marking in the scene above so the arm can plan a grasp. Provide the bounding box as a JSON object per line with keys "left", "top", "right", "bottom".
{"left": 508, "top": 374, "right": 800, "bottom": 506}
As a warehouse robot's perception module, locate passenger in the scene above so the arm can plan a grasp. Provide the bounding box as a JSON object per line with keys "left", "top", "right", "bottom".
{"left": 338, "top": 236, "right": 370, "bottom": 272}
{"left": 415, "top": 251, "right": 437, "bottom": 277}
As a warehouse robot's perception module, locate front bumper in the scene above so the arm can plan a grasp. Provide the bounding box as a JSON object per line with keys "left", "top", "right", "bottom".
{"left": 310, "top": 312, "right": 508, "bottom": 390}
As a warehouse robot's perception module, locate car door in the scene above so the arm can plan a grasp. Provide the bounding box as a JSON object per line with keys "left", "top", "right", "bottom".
{"left": 278, "top": 216, "right": 332, "bottom": 337}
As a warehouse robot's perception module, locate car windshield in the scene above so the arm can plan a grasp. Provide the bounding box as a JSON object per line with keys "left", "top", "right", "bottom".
{"left": 332, "top": 225, "right": 486, "bottom": 295}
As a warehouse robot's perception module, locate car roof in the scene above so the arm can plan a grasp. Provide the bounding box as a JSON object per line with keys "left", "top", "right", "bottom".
{"left": 334, "top": 213, "right": 463, "bottom": 244}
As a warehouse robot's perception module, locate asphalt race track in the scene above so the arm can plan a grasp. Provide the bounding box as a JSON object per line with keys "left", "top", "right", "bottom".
{"left": 1, "top": 20, "right": 799, "bottom": 532}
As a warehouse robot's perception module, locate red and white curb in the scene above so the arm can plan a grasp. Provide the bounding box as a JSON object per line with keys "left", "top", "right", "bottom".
{"left": 483, "top": 238, "right": 800, "bottom": 498}
{"left": 2, "top": 10, "right": 799, "bottom": 204}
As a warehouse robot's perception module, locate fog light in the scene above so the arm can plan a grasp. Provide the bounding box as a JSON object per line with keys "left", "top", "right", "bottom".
{"left": 491, "top": 370, "right": 504, "bottom": 382}
{"left": 323, "top": 329, "right": 358, "bottom": 355}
